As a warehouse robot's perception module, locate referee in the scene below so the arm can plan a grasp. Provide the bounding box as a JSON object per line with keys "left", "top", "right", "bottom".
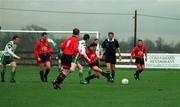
{"left": 100, "top": 32, "right": 121, "bottom": 82}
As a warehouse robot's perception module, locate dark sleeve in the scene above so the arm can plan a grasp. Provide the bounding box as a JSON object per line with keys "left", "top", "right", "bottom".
{"left": 101, "top": 39, "right": 107, "bottom": 48}
{"left": 115, "top": 39, "right": 119, "bottom": 48}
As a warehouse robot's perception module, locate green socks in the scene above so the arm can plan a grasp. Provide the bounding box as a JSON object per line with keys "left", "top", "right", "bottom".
{"left": 88, "top": 67, "right": 92, "bottom": 77}
{"left": 11, "top": 71, "right": 16, "bottom": 80}
{"left": 1, "top": 71, "right": 5, "bottom": 81}
{"left": 58, "top": 65, "right": 62, "bottom": 72}
{"left": 79, "top": 70, "right": 84, "bottom": 81}
{"left": 1, "top": 70, "right": 16, "bottom": 82}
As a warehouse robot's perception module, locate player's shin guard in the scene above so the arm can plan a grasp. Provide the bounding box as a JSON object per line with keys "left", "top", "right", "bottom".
{"left": 79, "top": 70, "right": 84, "bottom": 81}
{"left": 40, "top": 71, "right": 44, "bottom": 82}
{"left": 10, "top": 71, "right": 16, "bottom": 82}
{"left": 44, "top": 69, "right": 50, "bottom": 82}
{"left": 56, "top": 72, "right": 66, "bottom": 85}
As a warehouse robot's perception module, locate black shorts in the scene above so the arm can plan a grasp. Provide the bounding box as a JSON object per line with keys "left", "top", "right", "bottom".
{"left": 39, "top": 53, "right": 51, "bottom": 63}
{"left": 135, "top": 58, "right": 145, "bottom": 65}
{"left": 61, "top": 54, "right": 72, "bottom": 69}
{"left": 88, "top": 60, "right": 100, "bottom": 68}
{"left": 105, "top": 54, "right": 116, "bottom": 64}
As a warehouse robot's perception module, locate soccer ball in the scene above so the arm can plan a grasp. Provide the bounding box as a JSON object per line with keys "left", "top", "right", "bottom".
{"left": 121, "top": 78, "right": 129, "bottom": 85}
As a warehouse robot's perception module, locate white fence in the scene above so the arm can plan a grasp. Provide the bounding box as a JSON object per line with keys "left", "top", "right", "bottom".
{"left": 116, "top": 53, "right": 180, "bottom": 69}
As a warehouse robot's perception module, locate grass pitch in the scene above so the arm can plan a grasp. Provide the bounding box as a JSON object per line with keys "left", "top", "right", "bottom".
{"left": 0, "top": 66, "right": 180, "bottom": 107}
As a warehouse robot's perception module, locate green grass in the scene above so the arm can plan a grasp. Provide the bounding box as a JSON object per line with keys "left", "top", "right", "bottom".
{"left": 0, "top": 66, "right": 180, "bottom": 107}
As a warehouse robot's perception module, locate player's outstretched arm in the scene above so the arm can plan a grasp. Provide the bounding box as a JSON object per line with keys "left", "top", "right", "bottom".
{"left": 130, "top": 50, "right": 135, "bottom": 63}
{"left": 82, "top": 51, "right": 91, "bottom": 62}
{"left": 6, "top": 46, "right": 20, "bottom": 59}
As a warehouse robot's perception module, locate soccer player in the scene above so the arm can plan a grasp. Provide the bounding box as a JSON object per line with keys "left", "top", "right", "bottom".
{"left": 100, "top": 32, "right": 121, "bottom": 82}
{"left": 87, "top": 38, "right": 102, "bottom": 77}
{"left": 52, "top": 28, "right": 80, "bottom": 89}
{"left": 70, "top": 34, "right": 90, "bottom": 84}
{"left": 34, "top": 32, "right": 53, "bottom": 82}
{"left": 48, "top": 38, "right": 62, "bottom": 72}
{"left": 130, "top": 39, "right": 147, "bottom": 80}
{"left": 84, "top": 42, "right": 110, "bottom": 83}
{"left": 0, "top": 35, "right": 20, "bottom": 82}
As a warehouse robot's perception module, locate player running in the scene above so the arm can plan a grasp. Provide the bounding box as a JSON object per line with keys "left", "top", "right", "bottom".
{"left": 0, "top": 35, "right": 20, "bottom": 82}
{"left": 52, "top": 28, "right": 80, "bottom": 89}
{"left": 84, "top": 42, "right": 110, "bottom": 83}
{"left": 70, "top": 34, "right": 90, "bottom": 84}
{"left": 100, "top": 32, "right": 121, "bottom": 83}
{"left": 34, "top": 32, "right": 53, "bottom": 82}
{"left": 130, "top": 39, "right": 147, "bottom": 80}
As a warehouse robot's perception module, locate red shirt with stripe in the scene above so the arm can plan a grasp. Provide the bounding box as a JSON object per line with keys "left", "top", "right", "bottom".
{"left": 61, "top": 35, "right": 79, "bottom": 56}
{"left": 34, "top": 39, "right": 53, "bottom": 59}
{"left": 131, "top": 45, "right": 147, "bottom": 58}
{"left": 85, "top": 48, "right": 98, "bottom": 64}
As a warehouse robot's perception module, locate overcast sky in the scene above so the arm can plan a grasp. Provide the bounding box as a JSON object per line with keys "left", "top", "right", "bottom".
{"left": 0, "top": 0, "right": 180, "bottom": 43}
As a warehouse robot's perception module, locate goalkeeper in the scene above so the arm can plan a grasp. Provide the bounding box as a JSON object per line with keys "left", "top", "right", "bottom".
{"left": 0, "top": 36, "right": 21, "bottom": 82}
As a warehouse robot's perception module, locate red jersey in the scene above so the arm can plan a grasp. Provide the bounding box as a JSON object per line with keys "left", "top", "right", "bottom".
{"left": 131, "top": 45, "right": 147, "bottom": 58}
{"left": 85, "top": 48, "right": 98, "bottom": 64}
{"left": 34, "top": 39, "right": 53, "bottom": 59}
{"left": 61, "top": 35, "right": 79, "bottom": 56}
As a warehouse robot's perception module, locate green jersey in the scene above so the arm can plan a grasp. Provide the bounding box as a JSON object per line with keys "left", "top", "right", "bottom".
{"left": 3, "top": 41, "right": 18, "bottom": 58}
{"left": 0, "top": 41, "right": 18, "bottom": 65}
{"left": 47, "top": 38, "right": 56, "bottom": 49}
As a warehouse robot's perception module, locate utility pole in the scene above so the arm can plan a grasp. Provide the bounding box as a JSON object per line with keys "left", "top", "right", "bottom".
{"left": 134, "top": 10, "right": 137, "bottom": 47}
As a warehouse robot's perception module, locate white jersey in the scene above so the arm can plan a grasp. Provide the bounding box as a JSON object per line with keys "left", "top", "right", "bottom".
{"left": 78, "top": 40, "right": 86, "bottom": 54}
{"left": 3, "top": 41, "right": 18, "bottom": 58}
{"left": 78, "top": 40, "right": 89, "bottom": 60}
{"left": 96, "top": 44, "right": 101, "bottom": 57}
